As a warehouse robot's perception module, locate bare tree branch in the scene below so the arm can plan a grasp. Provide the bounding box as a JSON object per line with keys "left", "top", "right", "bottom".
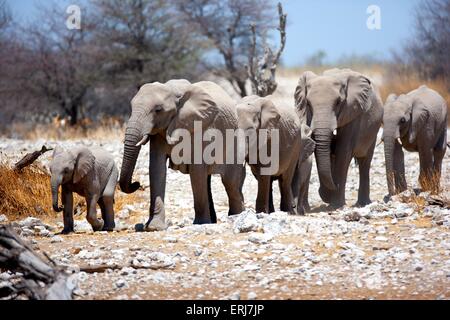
{"left": 246, "top": 2, "right": 287, "bottom": 97}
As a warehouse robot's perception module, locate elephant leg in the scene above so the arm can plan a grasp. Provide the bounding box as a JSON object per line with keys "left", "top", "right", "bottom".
{"left": 61, "top": 186, "right": 74, "bottom": 234}
{"left": 143, "top": 135, "right": 168, "bottom": 232}
{"left": 418, "top": 147, "right": 434, "bottom": 191}
{"left": 256, "top": 175, "right": 271, "bottom": 214}
{"left": 269, "top": 179, "right": 275, "bottom": 213}
{"left": 86, "top": 195, "right": 104, "bottom": 232}
{"left": 207, "top": 175, "right": 217, "bottom": 223}
{"left": 190, "top": 165, "right": 212, "bottom": 224}
{"left": 356, "top": 141, "right": 375, "bottom": 207}
{"left": 98, "top": 197, "right": 115, "bottom": 232}
{"left": 432, "top": 131, "right": 447, "bottom": 192}
{"left": 302, "top": 177, "right": 311, "bottom": 212}
{"left": 331, "top": 144, "right": 353, "bottom": 208}
{"left": 221, "top": 167, "right": 245, "bottom": 216}
{"left": 279, "top": 172, "right": 296, "bottom": 215}
{"left": 432, "top": 148, "right": 445, "bottom": 192}
{"left": 291, "top": 165, "right": 302, "bottom": 215}
{"left": 99, "top": 169, "right": 118, "bottom": 231}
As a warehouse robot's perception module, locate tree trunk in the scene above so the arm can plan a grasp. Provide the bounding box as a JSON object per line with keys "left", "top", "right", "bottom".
{"left": 0, "top": 225, "right": 75, "bottom": 300}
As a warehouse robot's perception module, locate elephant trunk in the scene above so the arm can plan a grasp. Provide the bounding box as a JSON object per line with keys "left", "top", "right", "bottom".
{"left": 51, "top": 177, "right": 63, "bottom": 213}
{"left": 384, "top": 136, "right": 397, "bottom": 196}
{"left": 119, "top": 125, "right": 143, "bottom": 194}
{"left": 314, "top": 129, "right": 337, "bottom": 191}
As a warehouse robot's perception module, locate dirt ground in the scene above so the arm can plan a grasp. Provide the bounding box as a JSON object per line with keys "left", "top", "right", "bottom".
{"left": 1, "top": 75, "right": 449, "bottom": 300}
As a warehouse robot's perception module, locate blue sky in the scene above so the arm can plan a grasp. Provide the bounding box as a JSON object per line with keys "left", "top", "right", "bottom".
{"left": 7, "top": 0, "right": 422, "bottom": 67}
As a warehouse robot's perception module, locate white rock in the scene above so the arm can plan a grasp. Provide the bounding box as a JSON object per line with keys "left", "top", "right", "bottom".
{"left": 114, "top": 279, "right": 127, "bottom": 289}
{"left": 262, "top": 212, "right": 290, "bottom": 236}
{"left": 74, "top": 220, "right": 93, "bottom": 233}
{"left": 163, "top": 236, "right": 178, "bottom": 243}
{"left": 233, "top": 210, "right": 260, "bottom": 233}
{"left": 229, "top": 292, "right": 241, "bottom": 300}
{"left": 247, "top": 292, "right": 257, "bottom": 300}
{"left": 19, "top": 217, "right": 44, "bottom": 228}
{"left": 50, "top": 236, "right": 64, "bottom": 243}
{"left": 117, "top": 209, "right": 130, "bottom": 220}
{"left": 248, "top": 233, "right": 273, "bottom": 244}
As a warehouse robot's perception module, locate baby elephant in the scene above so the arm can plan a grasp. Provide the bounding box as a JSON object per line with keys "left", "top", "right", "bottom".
{"left": 50, "top": 147, "right": 119, "bottom": 234}
{"left": 237, "top": 95, "right": 302, "bottom": 215}
{"left": 383, "top": 85, "right": 448, "bottom": 195}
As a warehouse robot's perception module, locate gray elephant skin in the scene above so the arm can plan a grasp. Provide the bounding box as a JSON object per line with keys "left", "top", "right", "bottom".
{"left": 296, "top": 123, "right": 315, "bottom": 213}
{"left": 383, "top": 85, "right": 448, "bottom": 195}
{"left": 50, "top": 147, "right": 119, "bottom": 234}
{"left": 295, "top": 68, "right": 383, "bottom": 208}
{"left": 236, "top": 95, "right": 302, "bottom": 215}
{"left": 119, "top": 80, "right": 245, "bottom": 231}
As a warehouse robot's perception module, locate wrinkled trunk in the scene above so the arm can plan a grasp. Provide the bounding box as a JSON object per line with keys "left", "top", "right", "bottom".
{"left": 119, "top": 125, "right": 143, "bottom": 194}
{"left": 384, "top": 137, "right": 397, "bottom": 196}
{"left": 314, "top": 129, "right": 337, "bottom": 191}
{"left": 51, "top": 177, "right": 63, "bottom": 213}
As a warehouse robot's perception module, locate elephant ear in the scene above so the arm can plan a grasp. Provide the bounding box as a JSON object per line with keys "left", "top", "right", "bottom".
{"left": 260, "top": 98, "right": 280, "bottom": 130}
{"left": 166, "top": 85, "right": 219, "bottom": 144}
{"left": 294, "top": 71, "right": 317, "bottom": 117}
{"left": 385, "top": 93, "right": 398, "bottom": 105}
{"left": 73, "top": 148, "right": 95, "bottom": 184}
{"left": 339, "top": 75, "right": 372, "bottom": 127}
{"left": 409, "top": 100, "right": 429, "bottom": 143}
{"left": 52, "top": 146, "right": 63, "bottom": 158}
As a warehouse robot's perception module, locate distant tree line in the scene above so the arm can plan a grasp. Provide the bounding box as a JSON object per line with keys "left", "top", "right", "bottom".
{"left": 0, "top": 0, "right": 282, "bottom": 127}
{"left": 394, "top": 0, "right": 450, "bottom": 84}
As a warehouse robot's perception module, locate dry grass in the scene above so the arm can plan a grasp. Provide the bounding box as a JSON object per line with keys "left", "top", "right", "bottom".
{"left": 4, "top": 118, "right": 125, "bottom": 141}
{"left": 379, "top": 73, "right": 450, "bottom": 106}
{"left": 0, "top": 163, "right": 62, "bottom": 218}
{"left": 374, "top": 71, "right": 449, "bottom": 126}
{"left": 0, "top": 162, "right": 143, "bottom": 221}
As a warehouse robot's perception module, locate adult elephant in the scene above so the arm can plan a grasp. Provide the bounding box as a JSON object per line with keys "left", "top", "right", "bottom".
{"left": 295, "top": 68, "right": 383, "bottom": 208}
{"left": 383, "top": 85, "right": 448, "bottom": 195}
{"left": 119, "top": 80, "right": 245, "bottom": 231}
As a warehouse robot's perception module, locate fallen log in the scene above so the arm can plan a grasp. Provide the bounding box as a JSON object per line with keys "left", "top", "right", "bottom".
{"left": 14, "top": 145, "right": 53, "bottom": 171}
{"left": 0, "top": 225, "right": 75, "bottom": 300}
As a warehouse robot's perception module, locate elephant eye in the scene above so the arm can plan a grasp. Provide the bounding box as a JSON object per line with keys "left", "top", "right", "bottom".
{"left": 154, "top": 105, "right": 163, "bottom": 113}
{"left": 400, "top": 117, "right": 406, "bottom": 124}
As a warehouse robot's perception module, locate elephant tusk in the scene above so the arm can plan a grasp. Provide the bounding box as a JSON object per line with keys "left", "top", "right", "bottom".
{"left": 136, "top": 134, "right": 150, "bottom": 147}
{"left": 397, "top": 138, "right": 403, "bottom": 146}
{"left": 333, "top": 129, "right": 337, "bottom": 136}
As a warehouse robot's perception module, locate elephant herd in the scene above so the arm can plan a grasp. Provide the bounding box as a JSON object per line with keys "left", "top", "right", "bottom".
{"left": 49, "top": 68, "right": 448, "bottom": 234}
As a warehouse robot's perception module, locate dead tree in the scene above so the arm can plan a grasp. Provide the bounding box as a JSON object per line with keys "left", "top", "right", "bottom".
{"left": 0, "top": 225, "right": 74, "bottom": 300}
{"left": 246, "top": 2, "right": 287, "bottom": 97}
{"left": 14, "top": 145, "right": 53, "bottom": 171}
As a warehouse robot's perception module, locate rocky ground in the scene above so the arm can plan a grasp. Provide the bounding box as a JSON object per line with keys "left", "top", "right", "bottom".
{"left": 1, "top": 131, "right": 449, "bottom": 300}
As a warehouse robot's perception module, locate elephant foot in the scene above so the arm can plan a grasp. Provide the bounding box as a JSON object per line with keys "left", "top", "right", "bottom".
{"left": 60, "top": 227, "right": 74, "bottom": 235}
{"left": 193, "top": 218, "right": 213, "bottom": 225}
{"left": 329, "top": 201, "right": 345, "bottom": 210}
{"left": 89, "top": 219, "right": 104, "bottom": 232}
{"left": 138, "top": 213, "right": 167, "bottom": 232}
{"left": 355, "top": 199, "right": 371, "bottom": 208}
{"left": 291, "top": 206, "right": 305, "bottom": 216}
{"left": 228, "top": 209, "right": 243, "bottom": 217}
{"left": 102, "top": 222, "right": 116, "bottom": 232}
